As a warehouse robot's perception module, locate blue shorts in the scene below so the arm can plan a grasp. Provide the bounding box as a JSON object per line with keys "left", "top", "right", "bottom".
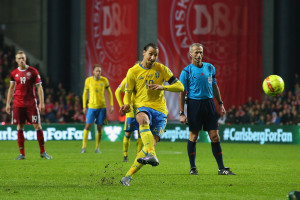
{"left": 86, "top": 108, "right": 107, "bottom": 125}
{"left": 187, "top": 98, "right": 219, "bottom": 132}
{"left": 124, "top": 116, "right": 139, "bottom": 132}
{"left": 136, "top": 107, "right": 167, "bottom": 139}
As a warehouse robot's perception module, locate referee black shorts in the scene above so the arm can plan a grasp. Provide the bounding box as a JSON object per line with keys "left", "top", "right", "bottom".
{"left": 187, "top": 98, "right": 219, "bottom": 132}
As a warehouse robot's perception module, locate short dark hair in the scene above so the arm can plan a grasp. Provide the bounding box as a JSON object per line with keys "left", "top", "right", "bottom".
{"left": 143, "top": 43, "right": 158, "bottom": 51}
{"left": 93, "top": 64, "right": 101, "bottom": 70}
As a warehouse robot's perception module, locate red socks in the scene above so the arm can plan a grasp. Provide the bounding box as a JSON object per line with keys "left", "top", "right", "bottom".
{"left": 17, "top": 130, "right": 25, "bottom": 155}
{"left": 37, "top": 130, "right": 45, "bottom": 154}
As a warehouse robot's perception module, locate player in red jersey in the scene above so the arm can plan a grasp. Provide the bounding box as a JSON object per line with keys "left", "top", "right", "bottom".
{"left": 5, "top": 50, "right": 53, "bottom": 160}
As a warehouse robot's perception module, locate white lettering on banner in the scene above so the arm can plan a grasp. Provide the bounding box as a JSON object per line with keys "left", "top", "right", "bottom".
{"left": 0, "top": 127, "right": 17, "bottom": 140}
{"left": 90, "top": 0, "right": 136, "bottom": 82}
{"left": 0, "top": 127, "right": 84, "bottom": 141}
{"left": 102, "top": 3, "right": 130, "bottom": 36}
{"left": 102, "top": 6, "right": 113, "bottom": 35}
{"left": 193, "top": 5, "right": 212, "bottom": 35}
{"left": 175, "top": 24, "right": 186, "bottom": 37}
{"left": 177, "top": 0, "right": 189, "bottom": 9}
{"left": 94, "top": 0, "right": 102, "bottom": 11}
{"left": 170, "top": 0, "right": 242, "bottom": 65}
{"left": 25, "top": 130, "right": 36, "bottom": 140}
{"left": 192, "top": 3, "right": 234, "bottom": 36}
{"left": 104, "top": 126, "right": 122, "bottom": 142}
{"left": 223, "top": 127, "right": 293, "bottom": 144}
{"left": 162, "top": 127, "right": 190, "bottom": 142}
{"left": 44, "top": 128, "right": 85, "bottom": 141}
{"left": 211, "top": 3, "right": 231, "bottom": 36}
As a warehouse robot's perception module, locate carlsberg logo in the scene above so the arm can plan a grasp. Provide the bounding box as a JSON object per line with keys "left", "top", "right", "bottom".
{"left": 162, "top": 127, "right": 189, "bottom": 142}
{"left": 162, "top": 126, "right": 211, "bottom": 142}
{"left": 223, "top": 127, "right": 293, "bottom": 144}
{"left": 104, "top": 126, "right": 122, "bottom": 142}
{"left": 0, "top": 127, "right": 85, "bottom": 141}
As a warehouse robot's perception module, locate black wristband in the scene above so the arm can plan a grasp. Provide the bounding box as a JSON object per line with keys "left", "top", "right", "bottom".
{"left": 218, "top": 101, "right": 223, "bottom": 105}
{"left": 179, "top": 111, "right": 185, "bottom": 115}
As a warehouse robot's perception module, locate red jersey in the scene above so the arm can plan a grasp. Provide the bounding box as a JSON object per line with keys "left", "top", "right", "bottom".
{"left": 10, "top": 66, "right": 42, "bottom": 107}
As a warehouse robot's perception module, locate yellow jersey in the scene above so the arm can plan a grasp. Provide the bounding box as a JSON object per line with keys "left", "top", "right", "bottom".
{"left": 82, "top": 76, "right": 111, "bottom": 109}
{"left": 125, "top": 62, "right": 173, "bottom": 115}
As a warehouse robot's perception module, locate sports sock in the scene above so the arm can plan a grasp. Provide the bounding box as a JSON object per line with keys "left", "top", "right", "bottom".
{"left": 136, "top": 137, "right": 143, "bottom": 156}
{"left": 82, "top": 129, "right": 89, "bottom": 148}
{"left": 125, "top": 147, "right": 147, "bottom": 177}
{"left": 123, "top": 133, "right": 131, "bottom": 157}
{"left": 188, "top": 140, "right": 197, "bottom": 169}
{"left": 95, "top": 130, "right": 102, "bottom": 150}
{"left": 36, "top": 129, "right": 45, "bottom": 154}
{"left": 211, "top": 142, "right": 225, "bottom": 170}
{"left": 17, "top": 130, "right": 25, "bottom": 155}
{"left": 139, "top": 124, "right": 156, "bottom": 156}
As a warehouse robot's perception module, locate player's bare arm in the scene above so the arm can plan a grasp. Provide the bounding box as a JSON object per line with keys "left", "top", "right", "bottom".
{"left": 6, "top": 82, "right": 16, "bottom": 114}
{"left": 36, "top": 84, "right": 45, "bottom": 113}
{"left": 212, "top": 84, "right": 226, "bottom": 115}
{"left": 120, "top": 104, "right": 131, "bottom": 114}
{"left": 179, "top": 91, "right": 188, "bottom": 124}
{"left": 149, "top": 80, "right": 184, "bottom": 92}
{"left": 110, "top": 105, "right": 114, "bottom": 114}
{"left": 148, "top": 84, "right": 164, "bottom": 90}
{"left": 106, "top": 87, "right": 114, "bottom": 114}
{"left": 121, "top": 90, "right": 133, "bottom": 114}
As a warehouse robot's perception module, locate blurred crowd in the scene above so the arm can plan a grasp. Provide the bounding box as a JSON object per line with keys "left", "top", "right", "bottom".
{"left": 219, "top": 79, "right": 300, "bottom": 125}
{"left": 0, "top": 43, "right": 85, "bottom": 124}
{"left": 1, "top": 42, "right": 300, "bottom": 125}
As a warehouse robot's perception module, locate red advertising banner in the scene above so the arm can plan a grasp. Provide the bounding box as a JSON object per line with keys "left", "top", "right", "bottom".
{"left": 86, "top": 0, "right": 138, "bottom": 121}
{"left": 158, "top": 0, "right": 263, "bottom": 120}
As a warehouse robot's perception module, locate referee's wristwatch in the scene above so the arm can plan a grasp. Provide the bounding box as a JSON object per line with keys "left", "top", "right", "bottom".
{"left": 218, "top": 101, "right": 224, "bottom": 105}
{"left": 179, "top": 111, "right": 185, "bottom": 116}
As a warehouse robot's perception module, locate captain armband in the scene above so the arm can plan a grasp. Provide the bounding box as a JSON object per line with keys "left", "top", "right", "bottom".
{"left": 167, "top": 76, "right": 178, "bottom": 85}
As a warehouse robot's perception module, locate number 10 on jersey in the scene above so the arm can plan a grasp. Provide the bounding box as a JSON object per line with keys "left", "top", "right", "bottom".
{"left": 146, "top": 80, "right": 153, "bottom": 89}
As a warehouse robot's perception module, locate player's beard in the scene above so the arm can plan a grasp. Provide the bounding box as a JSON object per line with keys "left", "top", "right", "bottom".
{"left": 147, "top": 60, "right": 155, "bottom": 68}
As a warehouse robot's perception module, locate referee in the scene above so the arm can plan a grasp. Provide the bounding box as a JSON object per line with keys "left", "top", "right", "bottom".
{"left": 179, "top": 43, "right": 235, "bottom": 175}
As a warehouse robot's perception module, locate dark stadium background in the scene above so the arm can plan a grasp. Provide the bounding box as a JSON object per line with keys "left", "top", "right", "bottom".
{"left": 0, "top": 2, "right": 299, "bottom": 199}
{"left": 0, "top": 0, "right": 300, "bottom": 123}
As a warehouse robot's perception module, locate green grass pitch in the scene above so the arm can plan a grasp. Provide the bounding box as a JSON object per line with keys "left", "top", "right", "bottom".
{"left": 0, "top": 140, "right": 299, "bottom": 199}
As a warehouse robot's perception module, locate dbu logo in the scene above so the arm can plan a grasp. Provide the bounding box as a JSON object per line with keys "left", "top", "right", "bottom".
{"left": 102, "top": 3, "right": 131, "bottom": 36}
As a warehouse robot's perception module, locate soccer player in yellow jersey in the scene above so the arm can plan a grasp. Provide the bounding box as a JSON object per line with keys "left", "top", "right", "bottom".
{"left": 81, "top": 64, "right": 114, "bottom": 153}
{"left": 120, "top": 43, "right": 184, "bottom": 186}
{"left": 115, "top": 78, "right": 143, "bottom": 162}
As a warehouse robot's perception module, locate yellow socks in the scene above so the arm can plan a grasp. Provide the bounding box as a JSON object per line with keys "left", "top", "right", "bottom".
{"left": 82, "top": 129, "right": 89, "bottom": 148}
{"left": 95, "top": 130, "right": 102, "bottom": 150}
{"left": 123, "top": 133, "right": 131, "bottom": 157}
{"left": 136, "top": 137, "right": 143, "bottom": 156}
{"left": 125, "top": 147, "right": 147, "bottom": 177}
{"left": 139, "top": 124, "right": 156, "bottom": 156}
